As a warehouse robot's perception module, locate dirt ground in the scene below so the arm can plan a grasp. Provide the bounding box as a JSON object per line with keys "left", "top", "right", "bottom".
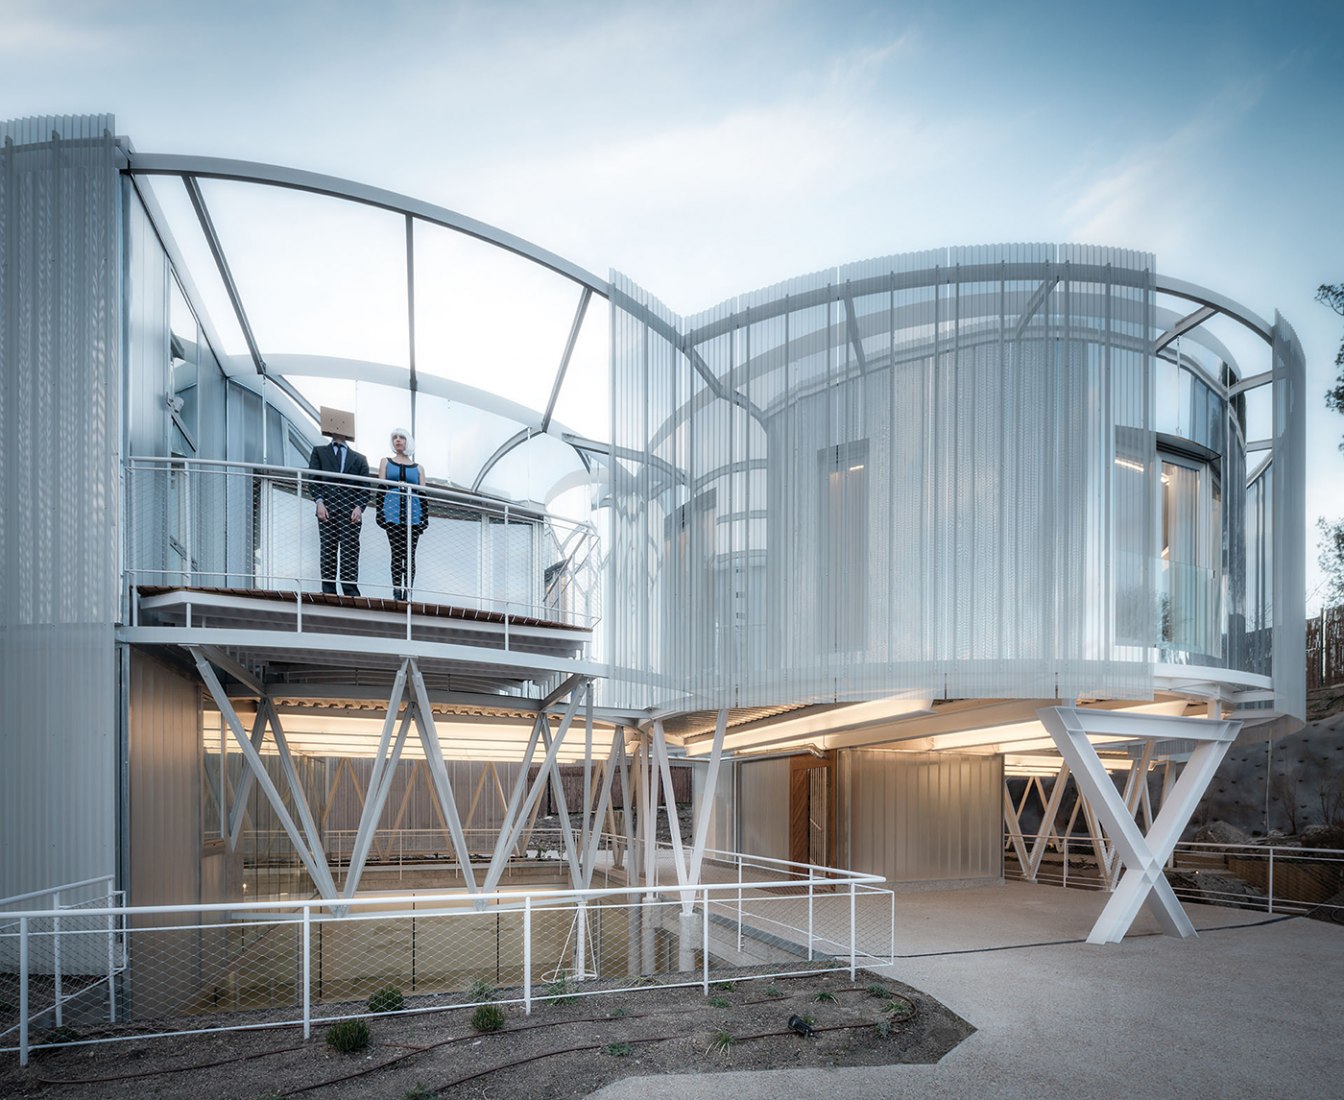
{"left": 1, "top": 968, "right": 973, "bottom": 1099}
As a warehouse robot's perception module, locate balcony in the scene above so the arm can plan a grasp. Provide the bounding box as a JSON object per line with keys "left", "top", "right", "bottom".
{"left": 122, "top": 458, "right": 603, "bottom": 697}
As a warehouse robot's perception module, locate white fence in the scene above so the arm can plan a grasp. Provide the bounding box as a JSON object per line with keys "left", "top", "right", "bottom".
{"left": 1, "top": 859, "right": 894, "bottom": 1065}
{"left": 125, "top": 457, "right": 601, "bottom": 628}
{"left": 1005, "top": 834, "right": 1344, "bottom": 918}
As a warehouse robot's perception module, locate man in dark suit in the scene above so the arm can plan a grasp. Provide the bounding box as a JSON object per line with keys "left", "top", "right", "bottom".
{"left": 308, "top": 433, "right": 371, "bottom": 596}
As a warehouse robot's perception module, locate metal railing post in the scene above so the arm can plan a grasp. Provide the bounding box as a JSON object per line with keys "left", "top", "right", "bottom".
{"left": 184, "top": 461, "right": 193, "bottom": 586}
{"left": 302, "top": 904, "right": 312, "bottom": 1038}
{"left": 19, "top": 916, "right": 29, "bottom": 1066}
{"left": 1062, "top": 838, "right": 1069, "bottom": 890}
{"left": 295, "top": 469, "right": 304, "bottom": 631}
{"left": 523, "top": 896, "right": 533, "bottom": 1015}
{"left": 807, "top": 878, "right": 815, "bottom": 962}
{"left": 107, "top": 907, "right": 118, "bottom": 1021}
{"left": 848, "top": 880, "right": 857, "bottom": 979}
{"left": 53, "top": 890, "right": 63, "bottom": 1027}
{"left": 701, "top": 886, "right": 710, "bottom": 993}
{"left": 736, "top": 854, "right": 743, "bottom": 952}
{"left": 1268, "top": 847, "right": 1275, "bottom": 915}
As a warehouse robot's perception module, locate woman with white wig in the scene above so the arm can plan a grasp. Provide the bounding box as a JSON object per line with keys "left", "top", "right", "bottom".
{"left": 376, "top": 428, "right": 429, "bottom": 601}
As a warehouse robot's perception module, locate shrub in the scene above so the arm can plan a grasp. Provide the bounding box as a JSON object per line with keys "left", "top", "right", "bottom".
{"left": 605, "top": 1041, "right": 633, "bottom": 1057}
{"left": 367, "top": 986, "right": 405, "bottom": 1014}
{"left": 325, "top": 1018, "right": 370, "bottom": 1053}
{"left": 707, "top": 995, "right": 730, "bottom": 1008}
{"left": 814, "top": 991, "right": 837, "bottom": 1003}
{"left": 467, "top": 978, "right": 495, "bottom": 1002}
{"left": 471, "top": 1003, "right": 506, "bottom": 1032}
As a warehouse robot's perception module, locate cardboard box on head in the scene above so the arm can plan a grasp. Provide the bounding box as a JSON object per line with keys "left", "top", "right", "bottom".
{"left": 320, "top": 406, "right": 356, "bottom": 442}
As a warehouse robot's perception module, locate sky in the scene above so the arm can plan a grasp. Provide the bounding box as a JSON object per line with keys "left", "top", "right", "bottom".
{"left": 4, "top": 0, "right": 1344, "bottom": 601}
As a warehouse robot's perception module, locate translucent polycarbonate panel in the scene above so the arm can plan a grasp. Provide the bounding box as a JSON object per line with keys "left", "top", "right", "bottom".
{"left": 1271, "top": 314, "right": 1306, "bottom": 721}
{"left": 0, "top": 118, "right": 121, "bottom": 899}
{"left": 194, "top": 180, "right": 410, "bottom": 367}
{"left": 411, "top": 220, "right": 583, "bottom": 397}
{"left": 610, "top": 246, "right": 1159, "bottom": 712}
{"left": 479, "top": 432, "right": 593, "bottom": 512}
{"left": 413, "top": 394, "right": 534, "bottom": 494}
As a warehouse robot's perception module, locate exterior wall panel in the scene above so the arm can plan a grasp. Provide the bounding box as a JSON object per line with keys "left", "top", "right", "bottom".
{"left": 736, "top": 758, "right": 788, "bottom": 862}
{"left": 0, "top": 117, "right": 121, "bottom": 900}
{"left": 128, "top": 651, "right": 202, "bottom": 907}
{"left": 844, "top": 749, "right": 1002, "bottom": 884}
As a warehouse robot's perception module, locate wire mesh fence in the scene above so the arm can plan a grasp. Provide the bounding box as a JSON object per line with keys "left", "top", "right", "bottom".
{"left": 1, "top": 867, "right": 894, "bottom": 1064}
{"left": 1004, "top": 834, "right": 1344, "bottom": 919}
{"left": 125, "top": 457, "right": 601, "bottom": 628}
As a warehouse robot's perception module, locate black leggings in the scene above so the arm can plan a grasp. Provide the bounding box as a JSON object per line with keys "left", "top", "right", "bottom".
{"left": 386, "top": 526, "right": 424, "bottom": 595}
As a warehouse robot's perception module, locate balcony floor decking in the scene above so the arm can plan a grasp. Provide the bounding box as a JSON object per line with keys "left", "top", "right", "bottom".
{"left": 123, "top": 585, "right": 600, "bottom": 698}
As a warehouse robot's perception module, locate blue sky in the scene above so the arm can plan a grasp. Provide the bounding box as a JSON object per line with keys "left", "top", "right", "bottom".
{"left": 5, "top": 0, "right": 1344, "bottom": 600}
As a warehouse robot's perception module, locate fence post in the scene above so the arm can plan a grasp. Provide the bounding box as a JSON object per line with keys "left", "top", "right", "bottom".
{"left": 107, "top": 907, "right": 118, "bottom": 1022}
{"left": 302, "top": 904, "right": 312, "bottom": 1039}
{"left": 523, "top": 896, "right": 532, "bottom": 1016}
{"left": 184, "top": 461, "right": 193, "bottom": 586}
{"left": 53, "top": 890, "right": 63, "bottom": 1027}
{"left": 1062, "top": 838, "right": 1069, "bottom": 890}
{"left": 701, "top": 886, "right": 710, "bottom": 993}
{"left": 736, "top": 854, "right": 743, "bottom": 953}
{"left": 848, "top": 881, "right": 857, "bottom": 980}
{"left": 1268, "top": 847, "right": 1275, "bottom": 915}
{"left": 807, "top": 878, "right": 815, "bottom": 962}
{"left": 19, "top": 916, "right": 29, "bottom": 1067}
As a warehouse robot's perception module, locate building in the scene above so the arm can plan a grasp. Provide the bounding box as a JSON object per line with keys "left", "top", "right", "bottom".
{"left": 0, "top": 115, "right": 1306, "bottom": 952}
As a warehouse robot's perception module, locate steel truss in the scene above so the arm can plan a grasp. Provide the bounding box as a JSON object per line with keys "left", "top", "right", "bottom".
{"left": 1037, "top": 706, "right": 1238, "bottom": 944}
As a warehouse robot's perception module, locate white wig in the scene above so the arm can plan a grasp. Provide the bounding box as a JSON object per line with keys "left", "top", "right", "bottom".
{"left": 389, "top": 427, "right": 415, "bottom": 455}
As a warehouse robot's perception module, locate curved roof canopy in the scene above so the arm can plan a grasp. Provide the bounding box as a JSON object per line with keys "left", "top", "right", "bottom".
{"left": 125, "top": 153, "right": 612, "bottom": 509}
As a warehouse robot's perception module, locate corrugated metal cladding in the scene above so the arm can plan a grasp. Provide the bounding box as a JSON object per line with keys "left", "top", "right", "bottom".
{"left": 692, "top": 761, "right": 736, "bottom": 856}
{"left": 736, "top": 758, "right": 789, "bottom": 862}
{"left": 129, "top": 653, "right": 202, "bottom": 906}
{"left": 843, "top": 750, "right": 1002, "bottom": 884}
{"left": 0, "top": 117, "right": 122, "bottom": 900}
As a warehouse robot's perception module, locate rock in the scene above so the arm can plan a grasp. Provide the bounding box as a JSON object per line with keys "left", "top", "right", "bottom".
{"left": 1193, "top": 820, "right": 1252, "bottom": 846}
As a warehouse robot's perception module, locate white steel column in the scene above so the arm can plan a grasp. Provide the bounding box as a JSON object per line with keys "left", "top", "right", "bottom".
{"left": 1039, "top": 706, "right": 1238, "bottom": 944}
{"left": 340, "top": 712, "right": 414, "bottom": 898}
{"left": 408, "top": 661, "right": 478, "bottom": 894}
{"left": 264, "top": 702, "right": 339, "bottom": 899}
{"left": 686, "top": 708, "right": 727, "bottom": 888}
{"left": 190, "top": 649, "right": 336, "bottom": 899}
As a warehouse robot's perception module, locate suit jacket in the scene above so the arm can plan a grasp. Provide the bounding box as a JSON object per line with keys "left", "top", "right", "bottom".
{"left": 308, "top": 442, "right": 372, "bottom": 515}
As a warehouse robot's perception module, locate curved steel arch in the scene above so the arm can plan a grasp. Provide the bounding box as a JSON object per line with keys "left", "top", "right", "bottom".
{"left": 124, "top": 153, "right": 610, "bottom": 297}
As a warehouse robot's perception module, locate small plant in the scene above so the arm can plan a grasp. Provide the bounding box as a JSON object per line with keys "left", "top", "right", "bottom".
{"left": 367, "top": 986, "right": 405, "bottom": 1014}
{"left": 467, "top": 978, "right": 495, "bottom": 1002}
{"left": 706, "top": 1029, "right": 735, "bottom": 1054}
{"left": 609, "top": 1007, "right": 630, "bottom": 1018}
{"left": 764, "top": 985, "right": 784, "bottom": 998}
{"left": 470, "top": 1003, "right": 506, "bottom": 1032}
{"left": 707, "top": 995, "right": 730, "bottom": 1008}
{"left": 546, "top": 977, "right": 577, "bottom": 1005}
{"left": 402, "top": 1086, "right": 435, "bottom": 1100}
{"left": 883, "top": 995, "right": 916, "bottom": 1021}
{"left": 710, "top": 980, "right": 737, "bottom": 992}
{"left": 814, "top": 990, "right": 837, "bottom": 1003}
{"left": 325, "top": 1018, "right": 370, "bottom": 1053}
{"left": 605, "top": 1041, "right": 633, "bottom": 1057}
{"left": 866, "top": 982, "right": 888, "bottom": 997}
{"left": 875, "top": 1017, "right": 892, "bottom": 1040}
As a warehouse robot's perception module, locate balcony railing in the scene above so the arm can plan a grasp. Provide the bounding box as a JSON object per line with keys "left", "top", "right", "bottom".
{"left": 125, "top": 457, "right": 601, "bottom": 630}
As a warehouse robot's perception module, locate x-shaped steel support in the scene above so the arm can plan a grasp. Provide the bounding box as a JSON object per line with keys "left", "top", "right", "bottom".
{"left": 1038, "top": 706, "right": 1238, "bottom": 944}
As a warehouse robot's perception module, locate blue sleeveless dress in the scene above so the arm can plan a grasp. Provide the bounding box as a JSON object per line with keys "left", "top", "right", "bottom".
{"left": 381, "top": 461, "right": 425, "bottom": 527}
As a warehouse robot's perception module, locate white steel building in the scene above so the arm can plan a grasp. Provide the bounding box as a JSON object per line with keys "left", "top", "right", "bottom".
{"left": 0, "top": 115, "right": 1306, "bottom": 952}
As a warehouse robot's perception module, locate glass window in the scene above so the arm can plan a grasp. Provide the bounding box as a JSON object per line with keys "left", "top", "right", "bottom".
{"left": 819, "top": 440, "right": 869, "bottom": 653}
{"left": 1159, "top": 453, "right": 1221, "bottom": 656}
